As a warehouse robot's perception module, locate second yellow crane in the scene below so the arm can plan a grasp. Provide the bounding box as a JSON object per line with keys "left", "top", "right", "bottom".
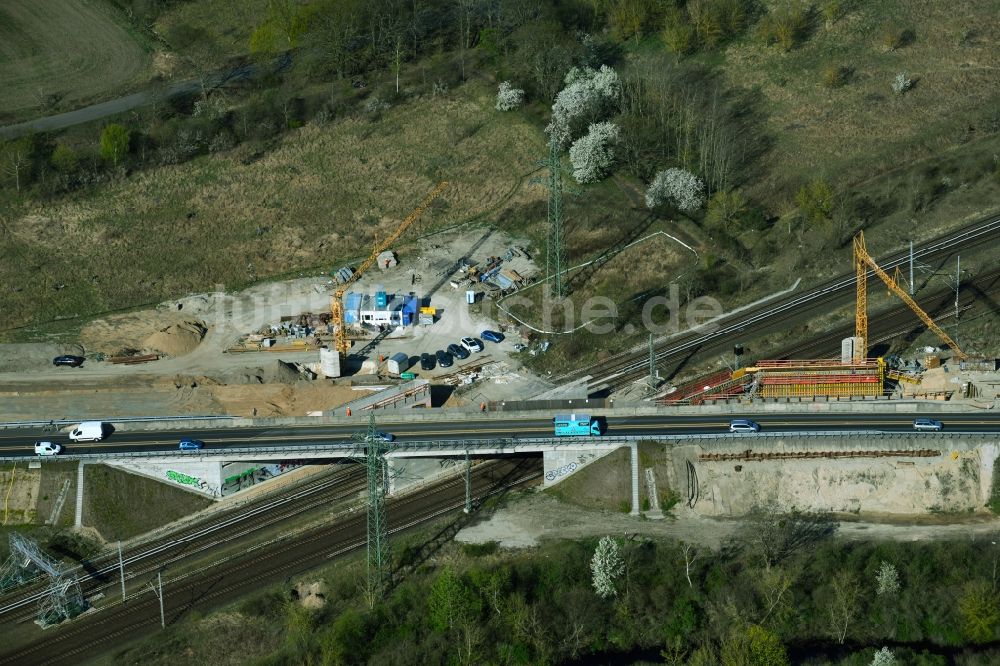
{"left": 853, "top": 231, "right": 965, "bottom": 360}
{"left": 330, "top": 182, "right": 448, "bottom": 356}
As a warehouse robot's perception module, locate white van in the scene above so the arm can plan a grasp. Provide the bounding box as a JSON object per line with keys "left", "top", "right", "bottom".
{"left": 69, "top": 421, "right": 106, "bottom": 442}
{"left": 34, "top": 441, "right": 62, "bottom": 456}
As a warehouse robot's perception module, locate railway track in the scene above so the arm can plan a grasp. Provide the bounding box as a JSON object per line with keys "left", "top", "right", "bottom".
{"left": 558, "top": 214, "right": 1000, "bottom": 391}
{"left": 774, "top": 266, "right": 1000, "bottom": 361}
{"left": 0, "top": 458, "right": 541, "bottom": 666}
{"left": 0, "top": 463, "right": 366, "bottom": 621}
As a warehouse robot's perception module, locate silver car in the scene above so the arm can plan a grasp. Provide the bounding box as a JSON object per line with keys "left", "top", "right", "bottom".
{"left": 913, "top": 418, "right": 943, "bottom": 432}
{"left": 729, "top": 419, "right": 760, "bottom": 433}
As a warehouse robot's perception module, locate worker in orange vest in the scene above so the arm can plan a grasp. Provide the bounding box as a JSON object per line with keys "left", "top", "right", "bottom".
{"left": 346, "top": 407, "right": 352, "bottom": 417}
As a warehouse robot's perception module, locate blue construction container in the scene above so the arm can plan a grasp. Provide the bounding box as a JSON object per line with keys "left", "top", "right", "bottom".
{"left": 375, "top": 290, "right": 388, "bottom": 308}
{"left": 401, "top": 295, "right": 418, "bottom": 325}
{"left": 343, "top": 292, "right": 363, "bottom": 324}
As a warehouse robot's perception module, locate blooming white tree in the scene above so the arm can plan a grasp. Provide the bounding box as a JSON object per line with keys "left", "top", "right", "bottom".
{"left": 546, "top": 65, "right": 621, "bottom": 148}
{"left": 591, "top": 536, "right": 625, "bottom": 599}
{"left": 645, "top": 168, "right": 706, "bottom": 212}
{"left": 569, "top": 122, "right": 620, "bottom": 183}
{"left": 870, "top": 647, "right": 895, "bottom": 666}
{"left": 875, "top": 561, "right": 900, "bottom": 596}
{"left": 891, "top": 72, "right": 912, "bottom": 95}
{"left": 495, "top": 81, "right": 525, "bottom": 111}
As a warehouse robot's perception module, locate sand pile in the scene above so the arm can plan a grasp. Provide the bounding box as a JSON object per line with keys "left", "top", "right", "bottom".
{"left": 142, "top": 320, "right": 207, "bottom": 357}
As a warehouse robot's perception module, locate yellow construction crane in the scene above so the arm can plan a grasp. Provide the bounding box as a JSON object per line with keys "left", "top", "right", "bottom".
{"left": 853, "top": 231, "right": 965, "bottom": 360}
{"left": 330, "top": 182, "right": 448, "bottom": 356}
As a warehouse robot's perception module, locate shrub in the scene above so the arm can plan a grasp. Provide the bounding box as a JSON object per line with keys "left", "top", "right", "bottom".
{"left": 705, "top": 188, "right": 748, "bottom": 230}
{"left": 495, "top": 81, "right": 525, "bottom": 111}
{"left": 795, "top": 179, "right": 834, "bottom": 223}
{"left": 51, "top": 144, "right": 79, "bottom": 173}
{"left": 821, "top": 0, "right": 843, "bottom": 29}
{"left": 645, "top": 167, "right": 706, "bottom": 211}
{"left": 821, "top": 64, "right": 848, "bottom": 88}
{"left": 99, "top": 123, "right": 130, "bottom": 166}
{"left": 663, "top": 18, "right": 696, "bottom": 54}
{"left": 759, "top": 2, "right": 810, "bottom": 51}
{"left": 891, "top": 72, "right": 913, "bottom": 95}
{"left": 879, "top": 24, "right": 905, "bottom": 52}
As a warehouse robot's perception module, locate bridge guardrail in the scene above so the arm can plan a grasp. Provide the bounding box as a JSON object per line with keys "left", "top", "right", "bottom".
{"left": 0, "top": 430, "right": 992, "bottom": 462}
{"left": 0, "top": 415, "right": 237, "bottom": 430}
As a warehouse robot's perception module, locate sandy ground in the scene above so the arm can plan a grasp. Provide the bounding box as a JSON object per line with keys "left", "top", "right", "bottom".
{"left": 456, "top": 491, "right": 1000, "bottom": 550}
{"left": 0, "top": 226, "right": 553, "bottom": 419}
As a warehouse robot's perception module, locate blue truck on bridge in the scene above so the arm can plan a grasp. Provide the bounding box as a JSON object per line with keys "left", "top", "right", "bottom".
{"left": 553, "top": 414, "right": 602, "bottom": 437}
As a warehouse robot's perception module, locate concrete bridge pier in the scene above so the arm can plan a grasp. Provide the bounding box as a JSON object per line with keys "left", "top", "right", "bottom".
{"left": 629, "top": 442, "right": 640, "bottom": 516}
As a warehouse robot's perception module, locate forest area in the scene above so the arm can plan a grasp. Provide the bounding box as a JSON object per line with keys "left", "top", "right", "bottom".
{"left": 118, "top": 513, "right": 1000, "bottom": 666}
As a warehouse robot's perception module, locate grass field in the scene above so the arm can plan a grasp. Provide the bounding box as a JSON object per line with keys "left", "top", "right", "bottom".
{"left": 718, "top": 0, "right": 1000, "bottom": 198}
{"left": 0, "top": 80, "right": 546, "bottom": 337}
{"left": 83, "top": 464, "right": 212, "bottom": 541}
{"left": 0, "top": 0, "right": 151, "bottom": 122}
{"left": 154, "top": 0, "right": 268, "bottom": 69}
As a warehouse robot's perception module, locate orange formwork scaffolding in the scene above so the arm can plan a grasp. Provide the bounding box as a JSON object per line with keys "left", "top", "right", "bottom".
{"left": 747, "top": 358, "right": 885, "bottom": 398}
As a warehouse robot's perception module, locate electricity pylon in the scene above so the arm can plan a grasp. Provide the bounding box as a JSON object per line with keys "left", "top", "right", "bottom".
{"left": 538, "top": 134, "right": 567, "bottom": 299}
{"left": 361, "top": 413, "right": 391, "bottom": 605}
{"left": 0, "top": 534, "right": 85, "bottom": 626}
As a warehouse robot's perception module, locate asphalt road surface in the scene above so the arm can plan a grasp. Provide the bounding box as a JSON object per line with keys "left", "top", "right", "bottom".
{"left": 2, "top": 413, "right": 999, "bottom": 460}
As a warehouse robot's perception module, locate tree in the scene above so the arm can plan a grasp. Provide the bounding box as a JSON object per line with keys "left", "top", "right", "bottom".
{"left": 1, "top": 137, "right": 34, "bottom": 192}
{"left": 828, "top": 570, "right": 862, "bottom": 644}
{"left": 100, "top": 124, "right": 130, "bottom": 167}
{"left": 51, "top": 143, "right": 79, "bottom": 174}
{"left": 429, "top": 567, "right": 480, "bottom": 633}
{"left": 569, "top": 122, "right": 620, "bottom": 183}
{"left": 496, "top": 81, "right": 525, "bottom": 111}
{"left": 645, "top": 168, "right": 705, "bottom": 211}
{"left": 591, "top": 536, "right": 625, "bottom": 598}
{"left": 609, "top": 0, "right": 653, "bottom": 43}
{"left": 959, "top": 581, "right": 1000, "bottom": 643}
{"left": 705, "top": 189, "right": 748, "bottom": 231}
{"left": 875, "top": 561, "right": 900, "bottom": 597}
{"left": 870, "top": 647, "right": 896, "bottom": 666}
{"left": 546, "top": 65, "right": 621, "bottom": 148}
{"left": 721, "top": 624, "right": 789, "bottom": 666}
{"left": 795, "top": 179, "right": 834, "bottom": 224}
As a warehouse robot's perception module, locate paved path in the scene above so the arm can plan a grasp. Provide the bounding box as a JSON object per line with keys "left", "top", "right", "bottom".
{"left": 0, "top": 56, "right": 288, "bottom": 139}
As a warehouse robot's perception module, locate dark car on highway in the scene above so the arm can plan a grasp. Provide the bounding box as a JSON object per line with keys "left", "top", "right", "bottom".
{"left": 178, "top": 439, "right": 204, "bottom": 450}
{"left": 420, "top": 352, "right": 435, "bottom": 371}
{"left": 53, "top": 355, "right": 85, "bottom": 367}
{"left": 436, "top": 349, "right": 454, "bottom": 368}
{"left": 447, "top": 343, "right": 470, "bottom": 360}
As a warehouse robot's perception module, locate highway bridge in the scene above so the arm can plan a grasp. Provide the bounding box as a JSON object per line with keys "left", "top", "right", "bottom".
{"left": 2, "top": 412, "right": 999, "bottom": 462}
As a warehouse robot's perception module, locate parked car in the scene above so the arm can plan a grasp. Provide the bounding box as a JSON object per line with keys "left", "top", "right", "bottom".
{"left": 447, "top": 343, "right": 470, "bottom": 360}
{"left": 481, "top": 330, "right": 504, "bottom": 343}
{"left": 375, "top": 432, "right": 395, "bottom": 442}
{"left": 34, "top": 441, "right": 61, "bottom": 456}
{"left": 420, "top": 352, "right": 435, "bottom": 371}
{"left": 913, "top": 418, "right": 943, "bottom": 432}
{"left": 461, "top": 337, "right": 484, "bottom": 353}
{"left": 179, "top": 439, "right": 205, "bottom": 451}
{"left": 436, "top": 349, "right": 454, "bottom": 368}
{"left": 53, "top": 355, "right": 85, "bottom": 367}
{"left": 729, "top": 419, "right": 760, "bottom": 433}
